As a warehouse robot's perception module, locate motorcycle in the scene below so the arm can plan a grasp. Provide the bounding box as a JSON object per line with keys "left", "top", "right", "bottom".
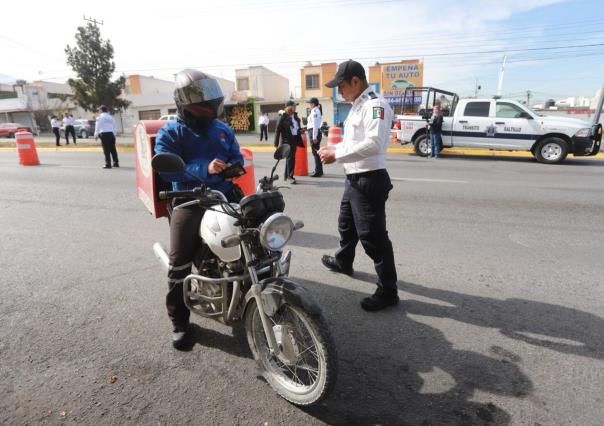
{"left": 150, "top": 145, "right": 337, "bottom": 406}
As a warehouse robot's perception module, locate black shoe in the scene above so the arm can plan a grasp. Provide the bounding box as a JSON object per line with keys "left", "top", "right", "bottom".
{"left": 56, "top": 144, "right": 61, "bottom": 146}
{"left": 310, "top": 171, "right": 323, "bottom": 178}
{"left": 290, "top": 177, "right": 297, "bottom": 184}
{"left": 113, "top": 163, "right": 119, "bottom": 168}
{"left": 172, "top": 324, "right": 191, "bottom": 350}
{"left": 103, "top": 165, "right": 112, "bottom": 169}
{"left": 360, "top": 293, "right": 399, "bottom": 312}
{"left": 321, "top": 255, "right": 353, "bottom": 276}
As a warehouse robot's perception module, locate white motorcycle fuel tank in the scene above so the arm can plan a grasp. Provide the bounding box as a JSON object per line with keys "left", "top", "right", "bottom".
{"left": 199, "top": 204, "right": 242, "bottom": 262}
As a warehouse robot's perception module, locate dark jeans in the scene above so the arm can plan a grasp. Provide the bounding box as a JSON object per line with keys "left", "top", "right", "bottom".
{"left": 309, "top": 130, "right": 323, "bottom": 174}
{"left": 52, "top": 128, "right": 60, "bottom": 145}
{"left": 99, "top": 132, "right": 119, "bottom": 166}
{"left": 335, "top": 169, "right": 398, "bottom": 295}
{"left": 284, "top": 135, "right": 301, "bottom": 178}
{"left": 260, "top": 124, "right": 268, "bottom": 141}
{"left": 166, "top": 202, "right": 204, "bottom": 330}
{"left": 430, "top": 132, "right": 442, "bottom": 157}
{"left": 65, "top": 125, "right": 76, "bottom": 144}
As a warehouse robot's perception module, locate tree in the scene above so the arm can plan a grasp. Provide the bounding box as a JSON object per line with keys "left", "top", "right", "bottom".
{"left": 65, "top": 23, "right": 130, "bottom": 112}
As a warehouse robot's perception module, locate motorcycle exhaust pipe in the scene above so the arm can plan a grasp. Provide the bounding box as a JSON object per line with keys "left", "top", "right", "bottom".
{"left": 153, "top": 242, "right": 170, "bottom": 271}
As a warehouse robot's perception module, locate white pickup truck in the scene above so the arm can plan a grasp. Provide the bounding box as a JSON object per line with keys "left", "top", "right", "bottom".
{"left": 397, "top": 87, "right": 602, "bottom": 163}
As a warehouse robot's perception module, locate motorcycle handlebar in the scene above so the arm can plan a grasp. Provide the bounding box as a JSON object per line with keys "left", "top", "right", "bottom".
{"left": 159, "top": 187, "right": 204, "bottom": 200}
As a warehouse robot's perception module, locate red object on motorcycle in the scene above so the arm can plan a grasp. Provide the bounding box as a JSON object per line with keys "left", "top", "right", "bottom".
{"left": 294, "top": 131, "right": 309, "bottom": 176}
{"left": 134, "top": 120, "right": 170, "bottom": 218}
{"left": 233, "top": 148, "right": 256, "bottom": 196}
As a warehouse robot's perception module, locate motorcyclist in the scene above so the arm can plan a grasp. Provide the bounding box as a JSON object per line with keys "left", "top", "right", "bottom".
{"left": 154, "top": 69, "right": 244, "bottom": 349}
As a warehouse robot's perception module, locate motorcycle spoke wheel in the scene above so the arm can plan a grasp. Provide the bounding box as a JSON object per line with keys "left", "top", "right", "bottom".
{"left": 246, "top": 301, "right": 336, "bottom": 405}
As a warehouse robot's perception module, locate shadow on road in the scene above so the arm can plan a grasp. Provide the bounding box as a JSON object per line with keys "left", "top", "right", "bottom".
{"left": 184, "top": 323, "right": 252, "bottom": 359}
{"left": 295, "top": 277, "right": 530, "bottom": 425}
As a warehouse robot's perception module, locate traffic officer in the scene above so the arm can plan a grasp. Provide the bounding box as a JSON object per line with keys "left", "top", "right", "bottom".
{"left": 307, "top": 97, "right": 323, "bottom": 177}
{"left": 274, "top": 100, "right": 302, "bottom": 184}
{"left": 94, "top": 106, "right": 119, "bottom": 169}
{"left": 318, "top": 59, "right": 399, "bottom": 311}
{"left": 154, "top": 69, "right": 243, "bottom": 349}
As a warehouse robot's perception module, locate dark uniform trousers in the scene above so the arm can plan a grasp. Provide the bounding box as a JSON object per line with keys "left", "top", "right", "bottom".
{"left": 309, "top": 131, "right": 323, "bottom": 174}
{"left": 335, "top": 169, "right": 398, "bottom": 295}
{"left": 65, "top": 125, "right": 76, "bottom": 144}
{"left": 260, "top": 124, "right": 268, "bottom": 141}
{"left": 99, "top": 132, "right": 119, "bottom": 166}
{"left": 166, "top": 202, "right": 204, "bottom": 330}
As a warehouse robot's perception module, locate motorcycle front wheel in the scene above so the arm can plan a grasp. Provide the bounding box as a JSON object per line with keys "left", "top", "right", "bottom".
{"left": 245, "top": 300, "right": 337, "bottom": 406}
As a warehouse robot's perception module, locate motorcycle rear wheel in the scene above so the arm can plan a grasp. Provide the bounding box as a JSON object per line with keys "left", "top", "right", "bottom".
{"left": 245, "top": 300, "right": 337, "bottom": 406}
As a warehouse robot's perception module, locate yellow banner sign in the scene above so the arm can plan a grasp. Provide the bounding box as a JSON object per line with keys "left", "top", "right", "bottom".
{"left": 381, "top": 60, "right": 423, "bottom": 100}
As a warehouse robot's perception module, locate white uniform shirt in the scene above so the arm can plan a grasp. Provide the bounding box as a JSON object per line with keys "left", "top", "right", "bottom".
{"left": 94, "top": 112, "right": 117, "bottom": 137}
{"left": 259, "top": 115, "right": 269, "bottom": 126}
{"left": 68, "top": 116, "right": 76, "bottom": 126}
{"left": 50, "top": 118, "right": 60, "bottom": 129}
{"left": 62, "top": 117, "right": 70, "bottom": 126}
{"left": 335, "top": 87, "right": 393, "bottom": 174}
{"left": 307, "top": 106, "right": 322, "bottom": 140}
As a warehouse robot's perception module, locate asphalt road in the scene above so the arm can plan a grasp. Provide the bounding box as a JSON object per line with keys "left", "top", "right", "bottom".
{"left": 1, "top": 151, "right": 603, "bottom": 425}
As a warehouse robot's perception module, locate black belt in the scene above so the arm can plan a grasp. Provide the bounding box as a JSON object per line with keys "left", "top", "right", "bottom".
{"left": 346, "top": 168, "right": 387, "bottom": 181}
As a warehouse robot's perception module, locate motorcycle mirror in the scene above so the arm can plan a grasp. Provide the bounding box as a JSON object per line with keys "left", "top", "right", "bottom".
{"left": 151, "top": 153, "right": 186, "bottom": 173}
{"left": 274, "top": 144, "right": 291, "bottom": 160}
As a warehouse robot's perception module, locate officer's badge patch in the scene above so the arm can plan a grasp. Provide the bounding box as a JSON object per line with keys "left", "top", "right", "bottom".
{"left": 372, "top": 107, "right": 384, "bottom": 120}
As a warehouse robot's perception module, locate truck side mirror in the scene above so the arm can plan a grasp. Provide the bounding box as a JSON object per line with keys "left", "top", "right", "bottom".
{"left": 519, "top": 112, "right": 533, "bottom": 119}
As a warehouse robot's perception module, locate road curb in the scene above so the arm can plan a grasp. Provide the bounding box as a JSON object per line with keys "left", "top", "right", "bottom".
{"left": 1, "top": 145, "right": 603, "bottom": 159}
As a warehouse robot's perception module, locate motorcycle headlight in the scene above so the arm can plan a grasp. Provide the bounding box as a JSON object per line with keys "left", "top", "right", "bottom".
{"left": 259, "top": 213, "right": 294, "bottom": 251}
{"left": 574, "top": 128, "right": 592, "bottom": 138}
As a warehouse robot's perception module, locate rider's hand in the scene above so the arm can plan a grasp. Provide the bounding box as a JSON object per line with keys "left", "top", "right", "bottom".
{"left": 208, "top": 158, "right": 227, "bottom": 174}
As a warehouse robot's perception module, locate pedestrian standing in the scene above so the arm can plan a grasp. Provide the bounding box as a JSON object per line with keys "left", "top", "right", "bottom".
{"left": 63, "top": 113, "right": 76, "bottom": 145}
{"left": 307, "top": 97, "right": 323, "bottom": 177}
{"left": 274, "top": 100, "right": 302, "bottom": 184}
{"left": 428, "top": 105, "right": 443, "bottom": 158}
{"left": 50, "top": 115, "right": 61, "bottom": 146}
{"left": 94, "top": 105, "right": 119, "bottom": 169}
{"left": 318, "top": 60, "right": 399, "bottom": 311}
{"left": 259, "top": 112, "right": 269, "bottom": 141}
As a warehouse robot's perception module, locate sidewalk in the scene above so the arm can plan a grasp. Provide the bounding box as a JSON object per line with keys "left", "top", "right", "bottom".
{"left": 1, "top": 133, "right": 603, "bottom": 158}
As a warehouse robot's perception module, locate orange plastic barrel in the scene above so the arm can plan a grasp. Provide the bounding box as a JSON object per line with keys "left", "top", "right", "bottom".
{"left": 327, "top": 126, "right": 343, "bottom": 144}
{"left": 294, "top": 132, "right": 309, "bottom": 176}
{"left": 15, "top": 131, "right": 40, "bottom": 166}
{"left": 233, "top": 148, "right": 256, "bottom": 196}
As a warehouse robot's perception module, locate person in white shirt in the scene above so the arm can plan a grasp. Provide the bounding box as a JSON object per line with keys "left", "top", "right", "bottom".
{"left": 306, "top": 97, "right": 323, "bottom": 177}
{"left": 94, "top": 105, "right": 119, "bottom": 169}
{"left": 63, "top": 113, "right": 76, "bottom": 145}
{"left": 319, "top": 60, "right": 398, "bottom": 312}
{"left": 50, "top": 115, "right": 61, "bottom": 146}
{"left": 258, "top": 113, "right": 269, "bottom": 141}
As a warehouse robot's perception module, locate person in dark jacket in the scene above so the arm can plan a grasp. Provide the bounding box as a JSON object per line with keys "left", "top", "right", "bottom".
{"left": 428, "top": 105, "right": 443, "bottom": 158}
{"left": 274, "top": 100, "right": 302, "bottom": 184}
{"left": 154, "top": 69, "right": 243, "bottom": 350}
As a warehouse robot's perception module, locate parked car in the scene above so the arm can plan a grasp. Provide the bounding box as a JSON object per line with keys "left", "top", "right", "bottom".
{"left": 60, "top": 119, "right": 95, "bottom": 139}
{"left": 0, "top": 123, "right": 34, "bottom": 138}
{"left": 159, "top": 114, "right": 178, "bottom": 121}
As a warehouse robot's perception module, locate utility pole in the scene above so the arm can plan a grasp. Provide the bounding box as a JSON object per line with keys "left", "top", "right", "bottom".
{"left": 83, "top": 15, "right": 104, "bottom": 26}
{"left": 474, "top": 78, "right": 481, "bottom": 98}
{"left": 496, "top": 54, "right": 507, "bottom": 98}
{"left": 526, "top": 90, "right": 531, "bottom": 107}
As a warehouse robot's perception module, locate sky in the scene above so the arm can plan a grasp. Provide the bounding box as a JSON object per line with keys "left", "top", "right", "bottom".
{"left": 1, "top": 0, "right": 603, "bottom": 102}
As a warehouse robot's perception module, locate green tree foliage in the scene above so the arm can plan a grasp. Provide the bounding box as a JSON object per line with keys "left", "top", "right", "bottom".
{"left": 65, "top": 23, "right": 130, "bottom": 112}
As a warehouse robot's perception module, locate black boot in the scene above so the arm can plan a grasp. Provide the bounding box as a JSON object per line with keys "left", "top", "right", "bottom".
{"left": 321, "top": 255, "right": 353, "bottom": 276}
{"left": 360, "top": 288, "right": 399, "bottom": 312}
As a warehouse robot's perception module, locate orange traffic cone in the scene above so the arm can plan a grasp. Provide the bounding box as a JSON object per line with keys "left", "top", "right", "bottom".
{"left": 294, "top": 132, "right": 309, "bottom": 176}
{"left": 15, "top": 131, "right": 40, "bottom": 166}
{"left": 327, "top": 126, "right": 343, "bottom": 145}
{"left": 233, "top": 148, "right": 256, "bottom": 196}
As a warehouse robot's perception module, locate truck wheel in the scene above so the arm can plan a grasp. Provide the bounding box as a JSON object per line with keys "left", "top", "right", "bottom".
{"left": 413, "top": 134, "right": 430, "bottom": 157}
{"left": 534, "top": 138, "right": 568, "bottom": 164}
{"left": 80, "top": 130, "right": 88, "bottom": 138}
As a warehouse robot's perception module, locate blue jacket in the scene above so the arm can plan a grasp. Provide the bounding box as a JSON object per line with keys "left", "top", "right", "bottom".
{"left": 154, "top": 119, "right": 243, "bottom": 194}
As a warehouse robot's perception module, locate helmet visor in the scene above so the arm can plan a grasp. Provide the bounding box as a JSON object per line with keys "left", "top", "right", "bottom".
{"left": 178, "top": 78, "right": 223, "bottom": 105}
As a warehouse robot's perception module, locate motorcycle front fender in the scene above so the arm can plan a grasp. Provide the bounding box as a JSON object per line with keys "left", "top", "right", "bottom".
{"left": 244, "top": 277, "right": 322, "bottom": 318}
